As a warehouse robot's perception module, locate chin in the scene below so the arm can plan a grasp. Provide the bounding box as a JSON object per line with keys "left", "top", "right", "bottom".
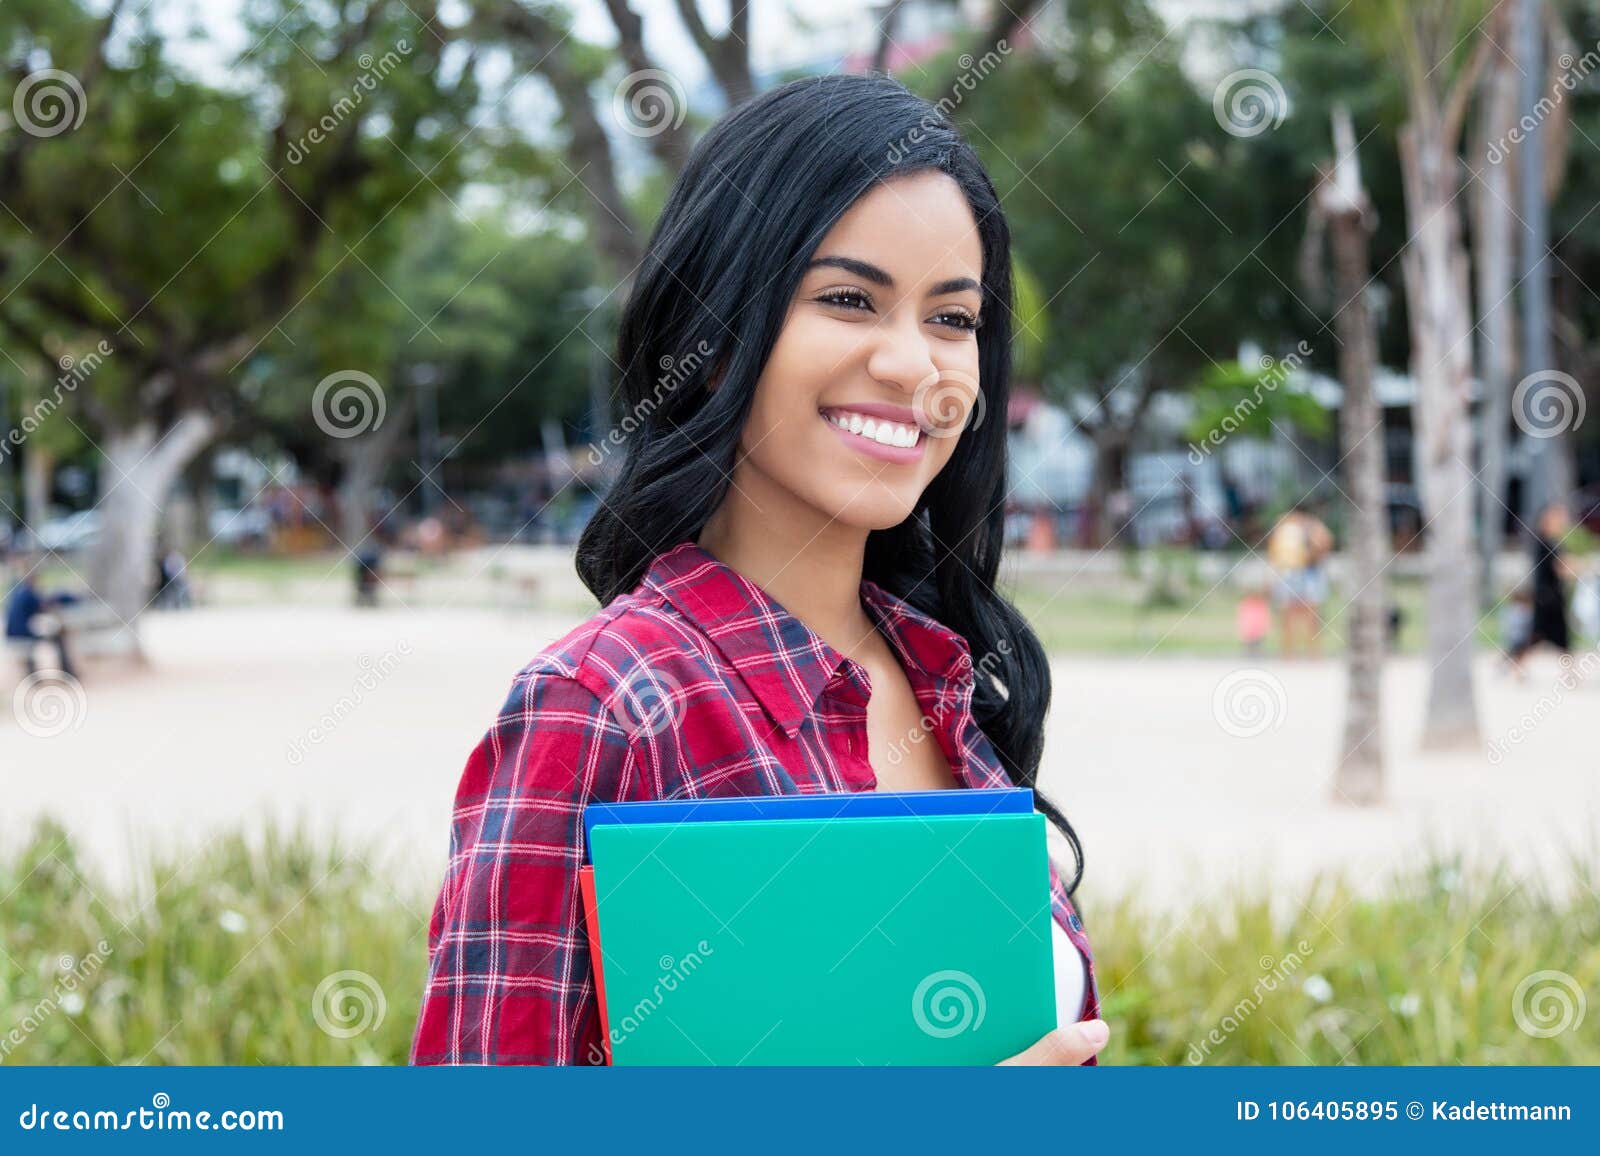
{"left": 813, "top": 483, "right": 923, "bottom": 531}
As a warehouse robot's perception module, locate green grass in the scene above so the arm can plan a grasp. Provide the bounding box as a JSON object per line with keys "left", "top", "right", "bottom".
{"left": 1091, "top": 864, "right": 1600, "bottom": 1065}
{"left": 1004, "top": 570, "right": 1507, "bottom": 658}
{"left": 0, "top": 819, "right": 426, "bottom": 1065}
{"left": 2, "top": 818, "right": 1594, "bottom": 1065}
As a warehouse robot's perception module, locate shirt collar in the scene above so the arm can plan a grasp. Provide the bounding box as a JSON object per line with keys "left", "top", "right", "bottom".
{"left": 642, "top": 540, "right": 974, "bottom": 737}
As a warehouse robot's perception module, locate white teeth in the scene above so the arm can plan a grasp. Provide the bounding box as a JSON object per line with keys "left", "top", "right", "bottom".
{"left": 825, "top": 409, "right": 919, "bottom": 448}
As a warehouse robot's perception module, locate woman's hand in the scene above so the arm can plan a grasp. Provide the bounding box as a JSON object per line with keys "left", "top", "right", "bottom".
{"left": 997, "top": 1019, "right": 1111, "bottom": 1066}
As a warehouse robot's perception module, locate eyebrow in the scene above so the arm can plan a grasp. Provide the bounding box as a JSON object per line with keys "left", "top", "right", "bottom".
{"left": 805, "top": 255, "right": 981, "bottom": 298}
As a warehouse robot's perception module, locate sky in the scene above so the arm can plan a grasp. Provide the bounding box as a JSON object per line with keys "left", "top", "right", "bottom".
{"left": 147, "top": 0, "right": 890, "bottom": 91}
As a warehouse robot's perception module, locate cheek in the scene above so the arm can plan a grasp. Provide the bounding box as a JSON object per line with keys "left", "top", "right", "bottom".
{"left": 743, "top": 318, "right": 832, "bottom": 436}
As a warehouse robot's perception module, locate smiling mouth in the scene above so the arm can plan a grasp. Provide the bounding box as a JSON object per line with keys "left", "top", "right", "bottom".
{"left": 819, "top": 406, "right": 924, "bottom": 449}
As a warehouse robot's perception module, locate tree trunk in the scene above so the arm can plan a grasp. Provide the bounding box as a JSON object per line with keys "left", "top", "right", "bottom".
{"left": 85, "top": 410, "right": 215, "bottom": 657}
{"left": 1398, "top": 123, "right": 1481, "bottom": 750}
{"left": 22, "top": 445, "right": 53, "bottom": 532}
{"left": 1083, "top": 427, "right": 1129, "bottom": 549}
{"left": 1321, "top": 107, "right": 1387, "bottom": 805}
{"left": 1473, "top": 46, "right": 1517, "bottom": 609}
{"left": 335, "top": 393, "right": 414, "bottom": 550}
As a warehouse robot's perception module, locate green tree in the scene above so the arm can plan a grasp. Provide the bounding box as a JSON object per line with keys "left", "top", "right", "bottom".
{"left": 0, "top": 0, "right": 477, "bottom": 648}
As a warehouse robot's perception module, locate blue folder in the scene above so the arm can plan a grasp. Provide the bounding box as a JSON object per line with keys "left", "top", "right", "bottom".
{"left": 582, "top": 787, "right": 1033, "bottom": 862}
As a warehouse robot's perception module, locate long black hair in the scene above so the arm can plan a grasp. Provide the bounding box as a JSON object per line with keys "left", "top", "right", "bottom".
{"left": 576, "top": 73, "right": 1083, "bottom": 891}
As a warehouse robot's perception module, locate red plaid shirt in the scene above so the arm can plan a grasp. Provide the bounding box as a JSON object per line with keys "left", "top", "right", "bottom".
{"left": 410, "top": 540, "right": 1098, "bottom": 1064}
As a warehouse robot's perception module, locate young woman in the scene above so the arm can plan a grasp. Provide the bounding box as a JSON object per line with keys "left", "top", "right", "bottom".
{"left": 410, "top": 73, "right": 1107, "bottom": 1067}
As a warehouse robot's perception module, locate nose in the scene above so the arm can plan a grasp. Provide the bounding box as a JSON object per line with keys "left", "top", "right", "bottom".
{"left": 864, "top": 315, "right": 938, "bottom": 396}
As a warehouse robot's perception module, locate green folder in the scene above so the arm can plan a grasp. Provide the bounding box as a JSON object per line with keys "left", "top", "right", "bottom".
{"left": 590, "top": 812, "right": 1055, "bottom": 1065}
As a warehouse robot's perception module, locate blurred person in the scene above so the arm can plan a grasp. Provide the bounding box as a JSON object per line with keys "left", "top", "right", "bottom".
{"left": 154, "top": 547, "right": 191, "bottom": 610}
{"left": 1575, "top": 568, "right": 1600, "bottom": 644}
{"left": 1266, "top": 504, "right": 1333, "bottom": 657}
{"left": 1236, "top": 584, "right": 1271, "bottom": 658}
{"left": 1507, "top": 502, "right": 1575, "bottom": 675}
{"left": 410, "top": 74, "right": 1105, "bottom": 1069}
{"left": 1499, "top": 587, "right": 1533, "bottom": 678}
{"left": 4, "top": 558, "right": 80, "bottom": 680}
{"left": 354, "top": 542, "right": 382, "bottom": 608}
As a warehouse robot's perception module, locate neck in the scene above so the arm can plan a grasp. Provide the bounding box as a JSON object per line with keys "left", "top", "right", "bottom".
{"left": 697, "top": 469, "right": 877, "bottom": 660}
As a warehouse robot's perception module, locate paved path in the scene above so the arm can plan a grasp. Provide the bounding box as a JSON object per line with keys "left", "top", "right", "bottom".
{"left": 3, "top": 607, "right": 1594, "bottom": 908}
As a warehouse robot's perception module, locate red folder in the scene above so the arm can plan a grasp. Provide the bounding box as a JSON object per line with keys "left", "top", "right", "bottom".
{"left": 578, "top": 865, "right": 612, "bottom": 1064}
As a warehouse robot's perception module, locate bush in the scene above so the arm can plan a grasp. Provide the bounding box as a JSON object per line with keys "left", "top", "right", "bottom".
{"left": 1, "top": 820, "right": 1594, "bottom": 1065}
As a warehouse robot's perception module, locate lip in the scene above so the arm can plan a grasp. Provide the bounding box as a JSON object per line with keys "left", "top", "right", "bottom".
{"left": 819, "top": 404, "right": 926, "bottom": 465}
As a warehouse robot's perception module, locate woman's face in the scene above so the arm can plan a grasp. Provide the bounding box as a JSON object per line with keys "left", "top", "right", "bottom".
{"left": 732, "top": 170, "right": 987, "bottom": 532}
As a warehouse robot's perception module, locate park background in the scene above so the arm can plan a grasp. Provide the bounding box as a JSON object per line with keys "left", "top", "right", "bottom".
{"left": 1, "top": 0, "right": 1597, "bottom": 1065}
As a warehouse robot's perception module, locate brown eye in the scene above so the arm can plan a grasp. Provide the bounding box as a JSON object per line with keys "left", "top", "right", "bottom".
{"left": 931, "top": 309, "right": 980, "bottom": 332}
{"left": 818, "top": 289, "right": 873, "bottom": 312}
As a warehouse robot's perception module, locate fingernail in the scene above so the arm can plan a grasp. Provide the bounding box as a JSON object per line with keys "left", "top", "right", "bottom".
{"left": 1080, "top": 1019, "right": 1110, "bottom": 1047}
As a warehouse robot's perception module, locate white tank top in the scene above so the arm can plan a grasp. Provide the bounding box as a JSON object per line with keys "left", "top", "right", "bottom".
{"left": 1053, "top": 919, "right": 1088, "bottom": 1027}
